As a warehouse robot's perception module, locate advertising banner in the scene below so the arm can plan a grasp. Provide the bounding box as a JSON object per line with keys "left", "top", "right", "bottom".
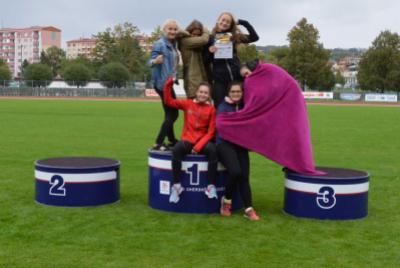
{"left": 302, "top": 92, "right": 334, "bottom": 100}
{"left": 339, "top": 93, "right": 362, "bottom": 101}
{"left": 365, "top": 94, "right": 398, "bottom": 102}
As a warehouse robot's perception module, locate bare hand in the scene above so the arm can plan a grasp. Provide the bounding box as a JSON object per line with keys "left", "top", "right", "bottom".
{"left": 209, "top": 46, "right": 218, "bottom": 53}
{"left": 191, "top": 149, "right": 198, "bottom": 155}
{"left": 153, "top": 55, "right": 164, "bottom": 65}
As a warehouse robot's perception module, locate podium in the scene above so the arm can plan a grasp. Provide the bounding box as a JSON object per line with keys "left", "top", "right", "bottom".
{"left": 35, "top": 157, "right": 120, "bottom": 207}
{"left": 284, "top": 167, "right": 369, "bottom": 220}
{"left": 148, "top": 150, "right": 243, "bottom": 214}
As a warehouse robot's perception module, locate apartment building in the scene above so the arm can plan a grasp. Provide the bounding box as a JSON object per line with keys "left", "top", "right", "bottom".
{"left": 0, "top": 26, "right": 61, "bottom": 77}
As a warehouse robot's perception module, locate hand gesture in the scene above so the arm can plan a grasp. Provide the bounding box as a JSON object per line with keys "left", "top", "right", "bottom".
{"left": 209, "top": 46, "right": 218, "bottom": 53}
{"left": 153, "top": 55, "right": 164, "bottom": 65}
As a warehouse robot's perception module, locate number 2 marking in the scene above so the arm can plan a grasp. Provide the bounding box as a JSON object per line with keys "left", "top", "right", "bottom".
{"left": 49, "top": 175, "right": 66, "bottom": 196}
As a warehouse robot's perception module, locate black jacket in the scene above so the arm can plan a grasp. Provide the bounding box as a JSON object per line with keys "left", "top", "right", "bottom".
{"left": 204, "top": 19, "right": 259, "bottom": 83}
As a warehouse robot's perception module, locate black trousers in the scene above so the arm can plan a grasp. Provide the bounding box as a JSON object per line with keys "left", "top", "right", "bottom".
{"left": 155, "top": 87, "right": 179, "bottom": 145}
{"left": 172, "top": 141, "right": 218, "bottom": 185}
{"left": 212, "top": 80, "right": 229, "bottom": 108}
{"left": 217, "top": 141, "right": 252, "bottom": 208}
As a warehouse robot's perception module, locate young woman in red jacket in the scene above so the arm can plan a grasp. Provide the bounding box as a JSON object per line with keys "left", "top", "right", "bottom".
{"left": 163, "top": 77, "right": 218, "bottom": 203}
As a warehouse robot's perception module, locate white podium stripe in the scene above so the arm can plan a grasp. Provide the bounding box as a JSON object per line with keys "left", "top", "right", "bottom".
{"left": 35, "top": 170, "right": 117, "bottom": 183}
{"left": 285, "top": 179, "right": 369, "bottom": 194}
{"left": 148, "top": 157, "right": 225, "bottom": 171}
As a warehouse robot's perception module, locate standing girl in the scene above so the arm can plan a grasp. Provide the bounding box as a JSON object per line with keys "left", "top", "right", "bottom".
{"left": 216, "top": 82, "right": 260, "bottom": 220}
{"left": 163, "top": 77, "right": 218, "bottom": 203}
{"left": 205, "top": 12, "right": 259, "bottom": 107}
{"left": 178, "top": 20, "right": 210, "bottom": 99}
{"left": 149, "top": 19, "right": 180, "bottom": 150}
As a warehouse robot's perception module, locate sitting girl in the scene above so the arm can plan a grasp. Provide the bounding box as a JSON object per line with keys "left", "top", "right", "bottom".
{"left": 163, "top": 77, "right": 218, "bottom": 203}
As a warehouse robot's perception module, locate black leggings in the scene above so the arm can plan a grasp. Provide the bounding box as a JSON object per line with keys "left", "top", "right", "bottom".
{"left": 172, "top": 141, "right": 217, "bottom": 185}
{"left": 217, "top": 141, "right": 252, "bottom": 208}
{"left": 212, "top": 80, "right": 229, "bottom": 108}
{"left": 155, "top": 87, "right": 179, "bottom": 145}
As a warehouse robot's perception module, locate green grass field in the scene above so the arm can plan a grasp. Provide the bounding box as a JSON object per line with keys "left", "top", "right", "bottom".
{"left": 0, "top": 99, "right": 399, "bottom": 267}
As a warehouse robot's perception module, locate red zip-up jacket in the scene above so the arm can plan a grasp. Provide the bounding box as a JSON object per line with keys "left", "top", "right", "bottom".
{"left": 163, "top": 78, "right": 216, "bottom": 152}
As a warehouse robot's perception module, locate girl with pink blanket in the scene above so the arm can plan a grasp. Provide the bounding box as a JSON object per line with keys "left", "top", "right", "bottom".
{"left": 216, "top": 61, "right": 323, "bottom": 176}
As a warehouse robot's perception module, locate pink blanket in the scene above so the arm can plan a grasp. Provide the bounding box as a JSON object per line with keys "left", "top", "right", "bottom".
{"left": 216, "top": 63, "right": 324, "bottom": 175}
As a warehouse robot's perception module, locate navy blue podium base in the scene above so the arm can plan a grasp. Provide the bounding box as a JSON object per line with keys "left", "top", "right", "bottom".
{"left": 148, "top": 150, "right": 243, "bottom": 214}
{"left": 35, "top": 157, "right": 120, "bottom": 207}
{"left": 284, "top": 167, "right": 369, "bottom": 220}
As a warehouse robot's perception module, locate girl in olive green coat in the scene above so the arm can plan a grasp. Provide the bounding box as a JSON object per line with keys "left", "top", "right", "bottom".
{"left": 178, "top": 20, "right": 210, "bottom": 99}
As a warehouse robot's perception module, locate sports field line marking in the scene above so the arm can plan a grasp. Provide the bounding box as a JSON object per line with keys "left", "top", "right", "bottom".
{"left": 1, "top": 96, "right": 399, "bottom": 107}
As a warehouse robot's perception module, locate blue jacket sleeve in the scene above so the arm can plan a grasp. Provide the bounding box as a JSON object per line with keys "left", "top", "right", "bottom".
{"left": 148, "top": 41, "right": 162, "bottom": 67}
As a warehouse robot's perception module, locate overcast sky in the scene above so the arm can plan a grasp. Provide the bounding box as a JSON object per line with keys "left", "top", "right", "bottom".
{"left": 1, "top": 0, "right": 399, "bottom": 49}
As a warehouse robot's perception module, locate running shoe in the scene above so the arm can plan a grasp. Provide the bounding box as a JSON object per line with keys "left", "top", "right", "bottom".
{"left": 169, "top": 184, "right": 184, "bottom": 203}
{"left": 151, "top": 143, "right": 167, "bottom": 151}
{"left": 220, "top": 196, "right": 232, "bottom": 216}
{"left": 244, "top": 208, "right": 260, "bottom": 221}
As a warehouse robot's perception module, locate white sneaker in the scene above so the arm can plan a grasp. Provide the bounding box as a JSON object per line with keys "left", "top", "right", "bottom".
{"left": 205, "top": 184, "right": 218, "bottom": 199}
{"left": 169, "top": 184, "right": 184, "bottom": 203}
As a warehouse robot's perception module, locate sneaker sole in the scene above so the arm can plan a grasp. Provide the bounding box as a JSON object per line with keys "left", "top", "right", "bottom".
{"left": 243, "top": 214, "right": 260, "bottom": 221}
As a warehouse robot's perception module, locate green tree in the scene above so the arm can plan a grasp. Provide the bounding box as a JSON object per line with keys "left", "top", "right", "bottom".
{"left": 60, "top": 56, "right": 95, "bottom": 78}
{"left": 237, "top": 44, "right": 266, "bottom": 63}
{"left": 20, "top": 59, "right": 30, "bottom": 77}
{"left": 62, "top": 63, "right": 92, "bottom": 87}
{"left": 92, "top": 22, "right": 149, "bottom": 80}
{"left": 40, "top": 46, "right": 66, "bottom": 77}
{"left": 334, "top": 71, "right": 345, "bottom": 86}
{"left": 147, "top": 26, "right": 163, "bottom": 44}
{"left": 357, "top": 30, "right": 400, "bottom": 92}
{"left": 98, "top": 62, "right": 130, "bottom": 88}
{"left": 265, "top": 46, "right": 290, "bottom": 67}
{"left": 0, "top": 65, "right": 12, "bottom": 85}
{"left": 23, "top": 63, "right": 53, "bottom": 87}
{"left": 285, "top": 18, "right": 334, "bottom": 91}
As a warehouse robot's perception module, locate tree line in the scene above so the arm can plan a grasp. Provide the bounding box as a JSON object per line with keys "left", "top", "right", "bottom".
{"left": 1, "top": 19, "right": 400, "bottom": 92}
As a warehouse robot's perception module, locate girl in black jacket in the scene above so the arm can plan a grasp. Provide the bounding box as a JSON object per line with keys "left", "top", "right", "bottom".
{"left": 216, "top": 81, "right": 260, "bottom": 221}
{"left": 205, "top": 12, "right": 259, "bottom": 107}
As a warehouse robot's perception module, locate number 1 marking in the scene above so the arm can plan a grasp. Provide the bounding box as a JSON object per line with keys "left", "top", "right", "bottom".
{"left": 186, "top": 164, "right": 200, "bottom": 186}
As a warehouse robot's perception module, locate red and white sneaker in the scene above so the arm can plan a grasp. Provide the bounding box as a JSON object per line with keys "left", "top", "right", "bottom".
{"left": 244, "top": 208, "right": 260, "bottom": 221}
{"left": 220, "top": 197, "right": 232, "bottom": 217}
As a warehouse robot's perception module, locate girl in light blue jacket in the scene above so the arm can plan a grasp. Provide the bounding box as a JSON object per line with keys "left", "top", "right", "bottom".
{"left": 149, "top": 19, "right": 180, "bottom": 150}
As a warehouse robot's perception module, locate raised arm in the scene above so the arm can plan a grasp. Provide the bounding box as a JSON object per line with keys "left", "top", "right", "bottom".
{"left": 163, "top": 77, "right": 189, "bottom": 110}
{"left": 180, "top": 30, "right": 210, "bottom": 49}
{"left": 238, "top": 19, "right": 259, "bottom": 43}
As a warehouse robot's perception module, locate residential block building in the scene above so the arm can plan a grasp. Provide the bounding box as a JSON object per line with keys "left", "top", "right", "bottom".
{"left": 0, "top": 26, "right": 61, "bottom": 77}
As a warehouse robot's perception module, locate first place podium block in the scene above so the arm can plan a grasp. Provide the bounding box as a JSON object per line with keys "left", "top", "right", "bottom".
{"left": 35, "top": 157, "right": 120, "bottom": 207}
{"left": 148, "top": 150, "right": 243, "bottom": 214}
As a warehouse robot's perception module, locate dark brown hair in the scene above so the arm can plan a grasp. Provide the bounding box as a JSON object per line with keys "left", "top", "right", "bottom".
{"left": 228, "top": 81, "right": 243, "bottom": 92}
{"left": 197, "top": 81, "right": 212, "bottom": 95}
{"left": 186, "top": 20, "right": 203, "bottom": 34}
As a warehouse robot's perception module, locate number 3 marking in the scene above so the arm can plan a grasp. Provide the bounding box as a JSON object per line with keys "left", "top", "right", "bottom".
{"left": 49, "top": 175, "right": 66, "bottom": 196}
{"left": 316, "top": 186, "right": 336, "bottom": 209}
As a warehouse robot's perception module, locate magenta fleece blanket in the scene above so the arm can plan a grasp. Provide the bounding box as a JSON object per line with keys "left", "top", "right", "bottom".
{"left": 216, "top": 63, "right": 324, "bottom": 175}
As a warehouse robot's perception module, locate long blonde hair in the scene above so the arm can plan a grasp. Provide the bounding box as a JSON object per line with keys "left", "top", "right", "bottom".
{"left": 211, "top": 12, "right": 246, "bottom": 43}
